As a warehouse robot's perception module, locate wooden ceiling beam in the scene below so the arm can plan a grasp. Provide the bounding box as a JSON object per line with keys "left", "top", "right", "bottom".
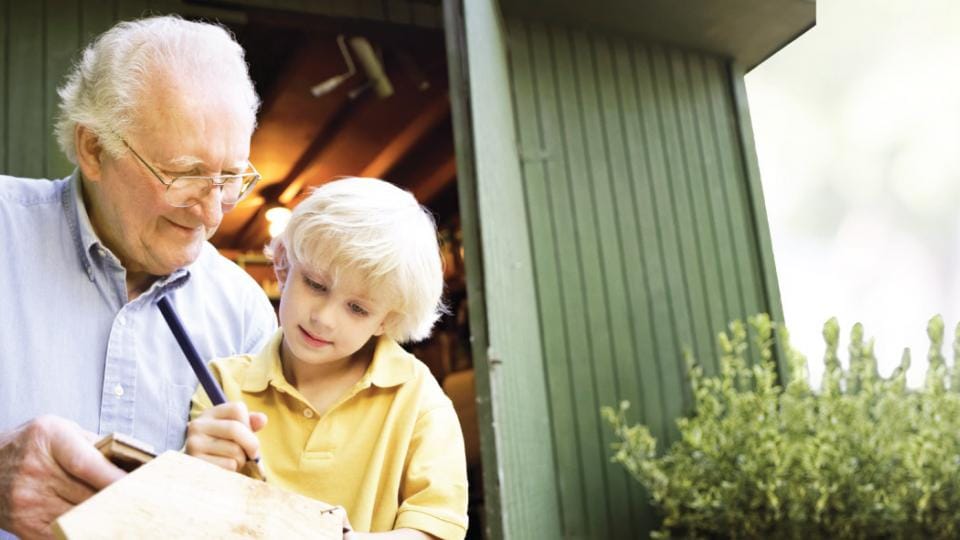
{"left": 230, "top": 96, "right": 362, "bottom": 250}
{"left": 413, "top": 154, "right": 457, "bottom": 205}
{"left": 360, "top": 93, "right": 450, "bottom": 179}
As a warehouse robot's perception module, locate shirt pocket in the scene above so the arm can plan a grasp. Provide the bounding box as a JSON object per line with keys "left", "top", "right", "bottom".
{"left": 165, "top": 382, "right": 197, "bottom": 451}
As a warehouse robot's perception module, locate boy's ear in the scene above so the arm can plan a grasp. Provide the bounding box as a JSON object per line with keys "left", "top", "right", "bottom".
{"left": 273, "top": 243, "right": 289, "bottom": 287}
{"left": 76, "top": 125, "right": 105, "bottom": 182}
{"left": 373, "top": 315, "right": 389, "bottom": 337}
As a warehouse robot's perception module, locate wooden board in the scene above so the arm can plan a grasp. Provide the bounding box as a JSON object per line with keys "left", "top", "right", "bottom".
{"left": 53, "top": 451, "right": 341, "bottom": 539}
{"left": 94, "top": 433, "right": 157, "bottom": 472}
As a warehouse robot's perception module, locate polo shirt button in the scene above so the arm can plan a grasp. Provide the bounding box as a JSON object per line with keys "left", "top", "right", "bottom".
{"left": 303, "top": 408, "right": 315, "bottom": 418}
{"left": 113, "top": 384, "right": 124, "bottom": 397}
{"left": 117, "top": 315, "right": 127, "bottom": 326}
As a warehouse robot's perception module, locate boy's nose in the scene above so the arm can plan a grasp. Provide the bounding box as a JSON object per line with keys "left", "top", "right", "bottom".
{"left": 310, "top": 300, "right": 337, "bottom": 330}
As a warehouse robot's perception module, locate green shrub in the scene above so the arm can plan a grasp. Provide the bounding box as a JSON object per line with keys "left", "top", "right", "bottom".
{"left": 602, "top": 314, "right": 960, "bottom": 539}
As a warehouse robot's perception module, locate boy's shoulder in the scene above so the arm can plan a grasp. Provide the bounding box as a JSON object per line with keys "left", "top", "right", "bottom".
{"left": 375, "top": 339, "right": 452, "bottom": 412}
{"left": 208, "top": 330, "right": 284, "bottom": 389}
{"left": 209, "top": 352, "right": 258, "bottom": 371}
{"left": 207, "top": 352, "right": 262, "bottom": 388}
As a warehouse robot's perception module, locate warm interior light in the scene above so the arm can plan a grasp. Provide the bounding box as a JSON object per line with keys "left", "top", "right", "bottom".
{"left": 265, "top": 206, "right": 292, "bottom": 238}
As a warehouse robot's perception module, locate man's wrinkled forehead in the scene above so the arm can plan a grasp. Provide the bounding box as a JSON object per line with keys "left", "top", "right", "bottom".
{"left": 130, "top": 84, "right": 252, "bottom": 168}
{"left": 161, "top": 153, "right": 248, "bottom": 173}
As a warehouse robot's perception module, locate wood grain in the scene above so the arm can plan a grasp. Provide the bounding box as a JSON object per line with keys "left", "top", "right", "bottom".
{"left": 53, "top": 451, "right": 341, "bottom": 539}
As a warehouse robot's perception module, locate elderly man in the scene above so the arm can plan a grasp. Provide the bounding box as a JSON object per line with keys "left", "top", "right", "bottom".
{"left": 0, "top": 16, "right": 277, "bottom": 538}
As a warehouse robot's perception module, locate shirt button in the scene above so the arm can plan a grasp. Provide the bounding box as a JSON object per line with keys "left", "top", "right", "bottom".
{"left": 303, "top": 409, "right": 315, "bottom": 418}
{"left": 113, "top": 384, "right": 124, "bottom": 397}
{"left": 117, "top": 315, "right": 127, "bottom": 326}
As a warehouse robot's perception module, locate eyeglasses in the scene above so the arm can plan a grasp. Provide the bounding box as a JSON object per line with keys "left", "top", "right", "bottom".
{"left": 121, "top": 139, "right": 260, "bottom": 209}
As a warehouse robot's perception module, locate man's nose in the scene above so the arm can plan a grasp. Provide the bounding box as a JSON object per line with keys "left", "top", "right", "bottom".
{"left": 194, "top": 186, "right": 224, "bottom": 229}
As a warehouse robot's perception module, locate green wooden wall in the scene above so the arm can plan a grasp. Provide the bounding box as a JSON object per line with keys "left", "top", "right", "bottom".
{"left": 501, "top": 17, "right": 784, "bottom": 539}
{"left": 0, "top": 0, "right": 441, "bottom": 180}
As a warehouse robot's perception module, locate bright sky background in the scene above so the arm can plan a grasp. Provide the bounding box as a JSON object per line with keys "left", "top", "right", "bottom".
{"left": 745, "top": 0, "right": 960, "bottom": 388}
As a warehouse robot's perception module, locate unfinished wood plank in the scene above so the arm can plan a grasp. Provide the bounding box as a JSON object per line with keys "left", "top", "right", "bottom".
{"left": 53, "top": 451, "right": 341, "bottom": 540}
{"left": 94, "top": 432, "right": 156, "bottom": 472}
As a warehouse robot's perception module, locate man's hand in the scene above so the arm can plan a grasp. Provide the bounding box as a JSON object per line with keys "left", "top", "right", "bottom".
{"left": 184, "top": 402, "right": 266, "bottom": 472}
{"left": 0, "top": 416, "right": 126, "bottom": 539}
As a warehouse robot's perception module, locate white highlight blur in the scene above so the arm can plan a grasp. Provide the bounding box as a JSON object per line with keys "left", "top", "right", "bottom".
{"left": 746, "top": 0, "right": 960, "bottom": 388}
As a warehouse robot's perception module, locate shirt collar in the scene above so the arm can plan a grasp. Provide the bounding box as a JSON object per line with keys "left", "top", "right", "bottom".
{"left": 365, "top": 336, "right": 417, "bottom": 388}
{"left": 63, "top": 169, "right": 101, "bottom": 276}
{"left": 241, "top": 329, "right": 417, "bottom": 393}
{"left": 242, "top": 330, "right": 286, "bottom": 392}
{"left": 64, "top": 169, "right": 189, "bottom": 294}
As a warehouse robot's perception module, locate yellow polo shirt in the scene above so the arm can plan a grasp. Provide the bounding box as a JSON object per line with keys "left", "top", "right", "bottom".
{"left": 190, "top": 330, "right": 468, "bottom": 540}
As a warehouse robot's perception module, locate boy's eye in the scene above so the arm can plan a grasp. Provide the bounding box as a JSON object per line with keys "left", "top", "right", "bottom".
{"left": 304, "top": 277, "right": 327, "bottom": 292}
{"left": 349, "top": 303, "right": 369, "bottom": 316}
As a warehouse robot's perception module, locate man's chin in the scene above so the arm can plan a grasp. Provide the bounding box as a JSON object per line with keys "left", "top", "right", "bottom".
{"left": 153, "top": 246, "right": 204, "bottom": 275}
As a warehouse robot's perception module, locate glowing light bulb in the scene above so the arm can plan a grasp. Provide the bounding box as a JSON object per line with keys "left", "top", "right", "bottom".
{"left": 265, "top": 206, "right": 292, "bottom": 238}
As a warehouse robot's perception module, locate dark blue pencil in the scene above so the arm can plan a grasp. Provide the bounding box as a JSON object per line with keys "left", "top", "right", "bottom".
{"left": 157, "top": 296, "right": 267, "bottom": 480}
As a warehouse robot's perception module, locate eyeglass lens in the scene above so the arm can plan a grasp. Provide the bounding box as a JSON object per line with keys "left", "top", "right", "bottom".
{"left": 165, "top": 176, "right": 250, "bottom": 207}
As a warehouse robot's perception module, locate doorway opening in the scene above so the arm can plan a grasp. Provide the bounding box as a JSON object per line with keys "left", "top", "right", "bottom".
{"left": 209, "top": 6, "right": 483, "bottom": 538}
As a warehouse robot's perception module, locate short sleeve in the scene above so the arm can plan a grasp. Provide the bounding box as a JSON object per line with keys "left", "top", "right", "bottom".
{"left": 394, "top": 405, "right": 469, "bottom": 540}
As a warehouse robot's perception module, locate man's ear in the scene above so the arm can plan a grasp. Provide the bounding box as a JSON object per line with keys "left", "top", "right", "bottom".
{"left": 273, "top": 243, "right": 289, "bottom": 287}
{"left": 75, "top": 125, "right": 105, "bottom": 182}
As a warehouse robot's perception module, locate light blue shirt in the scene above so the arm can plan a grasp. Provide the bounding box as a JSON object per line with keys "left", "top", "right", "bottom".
{"left": 0, "top": 171, "right": 277, "bottom": 454}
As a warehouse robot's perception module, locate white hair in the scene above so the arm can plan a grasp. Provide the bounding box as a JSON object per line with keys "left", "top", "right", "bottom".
{"left": 267, "top": 177, "right": 446, "bottom": 343}
{"left": 55, "top": 15, "right": 259, "bottom": 163}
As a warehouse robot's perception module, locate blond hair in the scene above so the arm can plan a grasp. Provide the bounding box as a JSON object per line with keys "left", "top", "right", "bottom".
{"left": 55, "top": 15, "right": 259, "bottom": 162}
{"left": 267, "top": 178, "right": 445, "bottom": 343}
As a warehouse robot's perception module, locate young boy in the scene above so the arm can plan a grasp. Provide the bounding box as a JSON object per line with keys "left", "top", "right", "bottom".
{"left": 186, "top": 177, "right": 468, "bottom": 540}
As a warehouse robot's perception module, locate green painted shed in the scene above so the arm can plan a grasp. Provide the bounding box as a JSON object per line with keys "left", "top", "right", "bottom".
{"left": 446, "top": 1, "right": 812, "bottom": 538}
{"left": 0, "top": 0, "right": 814, "bottom": 537}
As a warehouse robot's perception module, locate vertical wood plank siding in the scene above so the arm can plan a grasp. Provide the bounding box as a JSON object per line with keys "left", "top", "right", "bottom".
{"left": 45, "top": 0, "right": 81, "bottom": 177}
{"left": 7, "top": 2, "right": 45, "bottom": 177}
{"left": 0, "top": 0, "right": 8, "bottom": 172}
{"left": 506, "top": 19, "right": 775, "bottom": 538}
{"left": 457, "top": 1, "right": 563, "bottom": 537}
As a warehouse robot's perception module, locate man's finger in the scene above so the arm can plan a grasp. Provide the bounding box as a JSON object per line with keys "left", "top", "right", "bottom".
{"left": 48, "top": 427, "right": 125, "bottom": 490}
{"left": 19, "top": 493, "right": 73, "bottom": 540}
{"left": 50, "top": 473, "right": 97, "bottom": 506}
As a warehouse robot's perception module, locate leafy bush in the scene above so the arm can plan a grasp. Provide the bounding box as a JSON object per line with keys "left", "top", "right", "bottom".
{"left": 602, "top": 314, "right": 960, "bottom": 539}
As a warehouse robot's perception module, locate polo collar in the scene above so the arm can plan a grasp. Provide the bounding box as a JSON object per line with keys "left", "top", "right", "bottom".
{"left": 241, "top": 329, "right": 416, "bottom": 393}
